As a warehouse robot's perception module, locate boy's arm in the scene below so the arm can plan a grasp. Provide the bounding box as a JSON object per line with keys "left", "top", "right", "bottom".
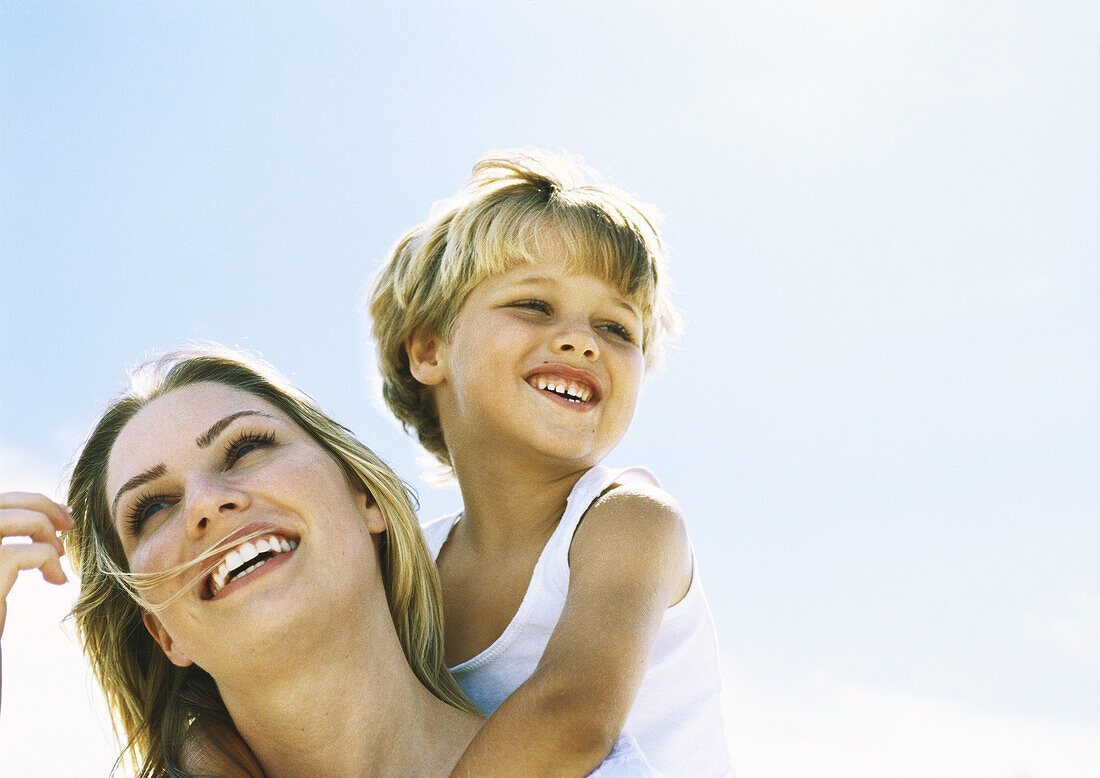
{"left": 450, "top": 482, "right": 693, "bottom": 778}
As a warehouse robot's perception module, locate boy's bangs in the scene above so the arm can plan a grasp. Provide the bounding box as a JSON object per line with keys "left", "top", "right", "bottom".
{"left": 466, "top": 196, "right": 658, "bottom": 316}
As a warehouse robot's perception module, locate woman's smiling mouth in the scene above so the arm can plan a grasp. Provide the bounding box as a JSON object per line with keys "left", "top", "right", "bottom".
{"left": 208, "top": 534, "right": 298, "bottom": 598}
{"left": 200, "top": 526, "right": 300, "bottom": 600}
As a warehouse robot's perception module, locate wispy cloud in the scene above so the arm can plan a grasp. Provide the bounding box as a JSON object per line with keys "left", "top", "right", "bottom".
{"left": 722, "top": 655, "right": 1100, "bottom": 778}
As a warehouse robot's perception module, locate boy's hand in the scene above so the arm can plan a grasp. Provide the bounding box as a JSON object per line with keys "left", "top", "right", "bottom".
{"left": 450, "top": 482, "right": 691, "bottom": 777}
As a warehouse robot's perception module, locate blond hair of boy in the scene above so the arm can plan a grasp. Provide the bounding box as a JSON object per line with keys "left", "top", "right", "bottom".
{"left": 370, "top": 149, "right": 682, "bottom": 467}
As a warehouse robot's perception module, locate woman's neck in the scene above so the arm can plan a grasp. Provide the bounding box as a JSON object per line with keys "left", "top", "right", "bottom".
{"left": 214, "top": 606, "right": 482, "bottom": 777}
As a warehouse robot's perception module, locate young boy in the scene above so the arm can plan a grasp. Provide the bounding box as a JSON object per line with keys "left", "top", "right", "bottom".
{"left": 370, "top": 150, "right": 731, "bottom": 776}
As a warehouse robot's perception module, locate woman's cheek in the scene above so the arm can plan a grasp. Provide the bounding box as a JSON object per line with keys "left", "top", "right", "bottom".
{"left": 127, "top": 534, "right": 178, "bottom": 578}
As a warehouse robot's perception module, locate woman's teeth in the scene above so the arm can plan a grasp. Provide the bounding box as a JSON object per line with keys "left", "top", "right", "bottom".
{"left": 531, "top": 376, "right": 592, "bottom": 402}
{"left": 210, "top": 535, "right": 297, "bottom": 597}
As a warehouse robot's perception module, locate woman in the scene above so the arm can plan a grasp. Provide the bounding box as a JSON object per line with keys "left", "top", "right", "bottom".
{"left": 0, "top": 346, "right": 652, "bottom": 776}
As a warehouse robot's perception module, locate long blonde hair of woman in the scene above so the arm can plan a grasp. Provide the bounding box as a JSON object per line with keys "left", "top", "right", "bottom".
{"left": 65, "top": 345, "right": 475, "bottom": 777}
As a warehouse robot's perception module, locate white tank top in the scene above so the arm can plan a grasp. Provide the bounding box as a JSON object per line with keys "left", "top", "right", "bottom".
{"left": 421, "top": 465, "right": 732, "bottom": 777}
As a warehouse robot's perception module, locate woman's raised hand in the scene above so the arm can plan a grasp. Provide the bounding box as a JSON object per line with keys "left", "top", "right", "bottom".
{"left": 0, "top": 492, "right": 72, "bottom": 638}
{"left": 0, "top": 492, "right": 72, "bottom": 713}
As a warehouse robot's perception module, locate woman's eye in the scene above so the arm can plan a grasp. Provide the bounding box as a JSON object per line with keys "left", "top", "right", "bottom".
{"left": 234, "top": 442, "right": 260, "bottom": 459}
{"left": 224, "top": 431, "right": 276, "bottom": 465}
{"left": 126, "top": 496, "right": 172, "bottom": 536}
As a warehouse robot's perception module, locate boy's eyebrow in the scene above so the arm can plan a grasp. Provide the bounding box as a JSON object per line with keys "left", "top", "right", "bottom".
{"left": 609, "top": 296, "right": 642, "bottom": 318}
{"left": 504, "top": 273, "right": 556, "bottom": 287}
{"left": 505, "top": 275, "right": 642, "bottom": 318}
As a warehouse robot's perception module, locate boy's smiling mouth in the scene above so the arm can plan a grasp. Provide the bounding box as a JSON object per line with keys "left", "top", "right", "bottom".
{"left": 524, "top": 366, "right": 602, "bottom": 405}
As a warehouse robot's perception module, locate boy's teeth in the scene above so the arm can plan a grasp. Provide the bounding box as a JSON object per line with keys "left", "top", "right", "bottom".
{"left": 564, "top": 383, "right": 591, "bottom": 401}
{"left": 531, "top": 376, "right": 592, "bottom": 403}
{"left": 209, "top": 534, "right": 298, "bottom": 597}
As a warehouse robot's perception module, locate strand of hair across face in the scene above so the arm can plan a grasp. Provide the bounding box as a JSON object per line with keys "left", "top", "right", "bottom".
{"left": 90, "top": 525, "right": 280, "bottom": 614}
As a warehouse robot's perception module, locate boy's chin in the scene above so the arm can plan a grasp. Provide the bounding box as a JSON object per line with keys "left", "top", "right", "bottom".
{"left": 521, "top": 436, "right": 619, "bottom": 469}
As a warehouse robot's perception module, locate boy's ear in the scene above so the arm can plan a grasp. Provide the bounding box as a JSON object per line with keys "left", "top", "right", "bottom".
{"left": 142, "top": 612, "right": 195, "bottom": 668}
{"left": 405, "top": 329, "right": 446, "bottom": 386}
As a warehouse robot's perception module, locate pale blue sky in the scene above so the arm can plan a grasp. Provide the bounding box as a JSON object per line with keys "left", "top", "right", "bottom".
{"left": 2, "top": 2, "right": 1097, "bottom": 775}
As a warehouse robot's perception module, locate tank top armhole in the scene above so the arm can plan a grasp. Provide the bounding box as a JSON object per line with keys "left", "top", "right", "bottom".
{"left": 664, "top": 542, "right": 702, "bottom": 617}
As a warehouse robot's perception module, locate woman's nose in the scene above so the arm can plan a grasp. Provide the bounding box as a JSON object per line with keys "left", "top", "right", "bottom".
{"left": 184, "top": 474, "right": 250, "bottom": 538}
{"left": 552, "top": 322, "right": 599, "bottom": 360}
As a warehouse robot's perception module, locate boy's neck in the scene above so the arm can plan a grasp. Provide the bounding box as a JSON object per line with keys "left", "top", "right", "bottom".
{"left": 449, "top": 448, "right": 594, "bottom": 550}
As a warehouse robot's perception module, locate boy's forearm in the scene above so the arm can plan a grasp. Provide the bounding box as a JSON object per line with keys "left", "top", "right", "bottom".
{"left": 450, "top": 673, "right": 617, "bottom": 778}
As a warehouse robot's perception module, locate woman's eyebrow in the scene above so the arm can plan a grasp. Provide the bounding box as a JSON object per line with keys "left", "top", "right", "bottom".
{"left": 194, "top": 410, "right": 278, "bottom": 448}
{"left": 110, "top": 410, "right": 279, "bottom": 516}
{"left": 112, "top": 463, "right": 167, "bottom": 516}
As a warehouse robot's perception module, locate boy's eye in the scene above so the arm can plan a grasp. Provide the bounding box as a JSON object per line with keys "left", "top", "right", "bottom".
{"left": 511, "top": 299, "right": 551, "bottom": 315}
{"left": 599, "top": 322, "right": 636, "bottom": 343}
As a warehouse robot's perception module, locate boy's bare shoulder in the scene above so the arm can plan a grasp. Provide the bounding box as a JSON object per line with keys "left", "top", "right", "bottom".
{"left": 570, "top": 481, "right": 692, "bottom": 604}
{"left": 589, "top": 480, "right": 685, "bottom": 533}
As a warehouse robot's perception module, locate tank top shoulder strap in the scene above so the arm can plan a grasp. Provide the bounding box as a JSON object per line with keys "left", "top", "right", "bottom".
{"left": 421, "top": 510, "right": 462, "bottom": 561}
{"left": 537, "top": 465, "right": 662, "bottom": 590}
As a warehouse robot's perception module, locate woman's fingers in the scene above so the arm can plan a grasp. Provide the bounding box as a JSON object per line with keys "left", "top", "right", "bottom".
{"left": 0, "top": 492, "right": 72, "bottom": 533}
{"left": 0, "top": 493, "right": 72, "bottom": 557}
{"left": 0, "top": 508, "right": 69, "bottom": 558}
{"left": 0, "top": 493, "right": 71, "bottom": 712}
{"left": 0, "top": 542, "right": 68, "bottom": 591}
{"left": 0, "top": 492, "right": 73, "bottom": 599}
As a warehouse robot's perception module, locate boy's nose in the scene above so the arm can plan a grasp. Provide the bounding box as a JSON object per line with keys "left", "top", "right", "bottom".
{"left": 552, "top": 324, "right": 599, "bottom": 360}
{"left": 184, "top": 475, "right": 251, "bottom": 539}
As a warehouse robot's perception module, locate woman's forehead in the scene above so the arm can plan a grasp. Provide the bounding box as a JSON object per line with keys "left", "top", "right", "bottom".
{"left": 105, "top": 383, "right": 285, "bottom": 492}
